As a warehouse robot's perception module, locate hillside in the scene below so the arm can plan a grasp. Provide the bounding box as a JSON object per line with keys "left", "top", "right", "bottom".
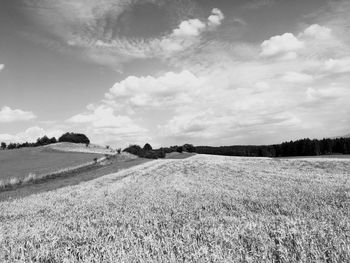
{"left": 0, "top": 145, "right": 102, "bottom": 182}
{"left": 1, "top": 155, "right": 349, "bottom": 262}
{"left": 46, "top": 142, "right": 118, "bottom": 155}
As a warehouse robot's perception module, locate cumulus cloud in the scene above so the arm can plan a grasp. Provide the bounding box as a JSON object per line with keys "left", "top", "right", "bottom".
{"left": 261, "top": 33, "right": 304, "bottom": 58}
{"left": 301, "top": 24, "right": 332, "bottom": 39}
{"left": 208, "top": 8, "right": 225, "bottom": 27}
{"left": 0, "top": 106, "right": 37, "bottom": 123}
{"left": 67, "top": 105, "right": 148, "bottom": 146}
{"left": 106, "top": 71, "right": 204, "bottom": 108}
{"left": 157, "top": 8, "right": 225, "bottom": 54}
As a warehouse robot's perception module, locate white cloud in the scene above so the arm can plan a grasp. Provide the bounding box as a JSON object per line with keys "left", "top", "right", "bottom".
{"left": 302, "top": 24, "right": 332, "bottom": 40}
{"left": 323, "top": 58, "right": 350, "bottom": 74}
{"left": 106, "top": 71, "right": 204, "bottom": 108}
{"left": 0, "top": 64, "right": 4, "bottom": 71}
{"left": 0, "top": 126, "right": 63, "bottom": 143}
{"left": 67, "top": 105, "right": 148, "bottom": 146}
{"left": 281, "top": 72, "right": 314, "bottom": 84}
{"left": 261, "top": 33, "right": 304, "bottom": 58}
{"left": 173, "top": 19, "right": 206, "bottom": 37}
{"left": 0, "top": 106, "right": 37, "bottom": 123}
{"left": 157, "top": 8, "right": 225, "bottom": 54}
{"left": 208, "top": 8, "right": 225, "bottom": 27}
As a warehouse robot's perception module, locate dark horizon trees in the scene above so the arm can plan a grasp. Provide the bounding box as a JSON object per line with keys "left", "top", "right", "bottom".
{"left": 195, "top": 137, "right": 350, "bottom": 157}
{"left": 1, "top": 132, "right": 90, "bottom": 150}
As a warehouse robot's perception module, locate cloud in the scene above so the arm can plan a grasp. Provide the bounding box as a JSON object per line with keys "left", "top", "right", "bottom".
{"left": 23, "top": 1, "right": 225, "bottom": 69}
{"left": 301, "top": 24, "right": 332, "bottom": 40}
{"left": 243, "top": 0, "right": 275, "bottom": 9}
{"left": 106, "top": 70, "right": 204, "bottom": 108}
{"left": 208, "top": 8, "right": 225, "bottom": 27}
{"left": 156, "top": 8, "right": 225, "bottom": 54}
{"left": 261, "top": 33, "right": 304, "bottom": 58}
{"left": 281, "top": 72, "right": 314, "bottom": 84}
{"left": 323, "top": 57, "right": 350, "bottom": 74}
{"left": 67, "top": 105, "right": 148, "bottom": 146}
{"left": 0, "top": 126, "right": 63, "bottom": 143}
{"left": 0, "top": 106, "right": 37, "bottom": 123}
{"left": 0, "top": 64, "right": 4, "bottom": 71}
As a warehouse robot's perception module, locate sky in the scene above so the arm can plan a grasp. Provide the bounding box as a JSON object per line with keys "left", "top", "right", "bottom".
{"left": 0, "top": 0, "right": 350, "bottom": 147}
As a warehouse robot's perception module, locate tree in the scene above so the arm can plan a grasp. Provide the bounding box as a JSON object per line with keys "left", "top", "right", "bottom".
{"left": 183, "top": 144, "right": 196, "bottom": 153}
{"left": 176, "top": 146, "right": 183, "bottom": 153}
{"left": 1, "top": 142, "right": 6, "bottom": 150}
{"left": 143, "top": 143, "right": 153, "bottom": 151}
{"left": 58, "top": 132, "right": 90, "bottom": 144}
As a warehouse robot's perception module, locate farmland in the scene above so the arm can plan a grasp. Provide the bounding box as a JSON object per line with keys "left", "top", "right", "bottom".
{"left": 0, "top": 145, "right": 102, "bottom": 182}
{"left": 1, "top": 155, "right": 349, "bottom": 262}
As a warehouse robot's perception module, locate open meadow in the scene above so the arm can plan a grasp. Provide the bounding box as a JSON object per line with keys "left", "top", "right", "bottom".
{"left": 0, "top": 145, "right": 102, "bottom": 182}
{"left": 1, "top": 155, "right": 350, "bottom": 262}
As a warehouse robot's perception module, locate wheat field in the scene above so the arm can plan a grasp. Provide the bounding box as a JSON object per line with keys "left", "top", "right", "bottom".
{"left": 1, "top": 155, "right": 350, "bottom": 262}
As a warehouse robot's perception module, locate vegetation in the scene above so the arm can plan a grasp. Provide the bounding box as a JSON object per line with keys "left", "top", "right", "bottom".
{"left": 195, "top": 137, "right": 350, "bottom": 157}
{"left": 1, "top": 155, "right": 349, "bottom": 262}
{"left": 0, "top": 132, "right": 90, "bottom": 151}
{"left": 123, "top": 145, "right": 165, "bottom": 159}
{"left": 58, "top": 132, "right": 90, "bottom": 145}
{"left": 0, "top": 146, "right": 102, "bottom": 183}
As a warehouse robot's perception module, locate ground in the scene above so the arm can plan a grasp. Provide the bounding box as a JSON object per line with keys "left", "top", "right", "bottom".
{"left": 1, "top": 155, "right": 349, "bottom": 262}
{"left": 0, "top": 145, "right": 102, "bottom": 182}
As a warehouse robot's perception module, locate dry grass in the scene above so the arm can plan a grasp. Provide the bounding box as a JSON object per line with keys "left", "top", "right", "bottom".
{"left": 0, "top": 155, "right": 349, "bottom": 262}
{"left": 0, "top": 146, "right": 103, "bottom": 182}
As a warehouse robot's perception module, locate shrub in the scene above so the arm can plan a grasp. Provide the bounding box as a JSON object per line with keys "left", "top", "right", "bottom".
{"left": 117, "top": 148, "right": 121, "bottom": 154}
{"left": 9, "top": 177, "right": 21, "bottom": 186}
{"left": 23, "top": 173, "right": 37, "bottom": 184}
{"left": 58, "top": 132, "right": 90, "bottom": 144}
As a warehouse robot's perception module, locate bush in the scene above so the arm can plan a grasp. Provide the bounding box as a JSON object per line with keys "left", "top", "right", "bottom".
{"left": 58, "top": 132, "right": 90, "bottom": 144}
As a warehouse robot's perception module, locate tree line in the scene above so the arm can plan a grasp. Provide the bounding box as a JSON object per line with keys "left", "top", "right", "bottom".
{"left": 195, "top": 137, "right": 350, "bottom": 157}
{"left": 0, "top": 132, "right": 90, "bottom": 150}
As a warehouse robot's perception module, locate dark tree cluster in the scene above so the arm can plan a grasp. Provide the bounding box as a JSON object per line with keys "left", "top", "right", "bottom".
{"left": 1, "top": 132, "right": 91, "bottom": 151}
{"left": 58, "top": 132, "right": 90, "bottom": 145}
{"left": 160, "top": 144, "right": 196, "bottom": 154}
{"left": 195, "top": 137, "right": 350, "bottom": 157}
{"left": 123, "top": 144, "right": 166, "bottom": 159}
{"left": 1, "top": 136, "right": 57, "bottom": 150}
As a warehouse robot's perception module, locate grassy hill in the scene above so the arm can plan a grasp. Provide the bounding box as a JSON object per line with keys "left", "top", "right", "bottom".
{"left": 0, "top": 144, "right": 103, "bottom": 182}
{"left": 1, "top": 155, "right": 349, "bottom": 262}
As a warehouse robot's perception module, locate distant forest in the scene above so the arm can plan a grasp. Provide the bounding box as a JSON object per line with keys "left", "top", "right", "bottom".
{"left": 195, "top": 137, "right": 350, "bottom": 157}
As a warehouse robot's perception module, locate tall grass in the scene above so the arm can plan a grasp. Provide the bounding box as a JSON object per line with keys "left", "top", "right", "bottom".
{"left": 0, "top": 155, "right": 349, "bottom": 262}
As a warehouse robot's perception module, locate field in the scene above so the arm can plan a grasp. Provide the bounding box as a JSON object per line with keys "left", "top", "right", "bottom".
{"left": 0, "top": 145, "right": 102, "bottom": 182}
{"left": 1, "top": 155, "right": 350, "bottom": 262}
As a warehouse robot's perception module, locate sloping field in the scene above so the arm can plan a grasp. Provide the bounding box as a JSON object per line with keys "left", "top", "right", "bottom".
{"left": 1, "top": 155, "right": 350, "bottom": 262}
{"left": 0, "top": 146, "right": 102, "bottom": 182}
{"left": 46, "top": 142, "right": 118, "bottom": 155}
